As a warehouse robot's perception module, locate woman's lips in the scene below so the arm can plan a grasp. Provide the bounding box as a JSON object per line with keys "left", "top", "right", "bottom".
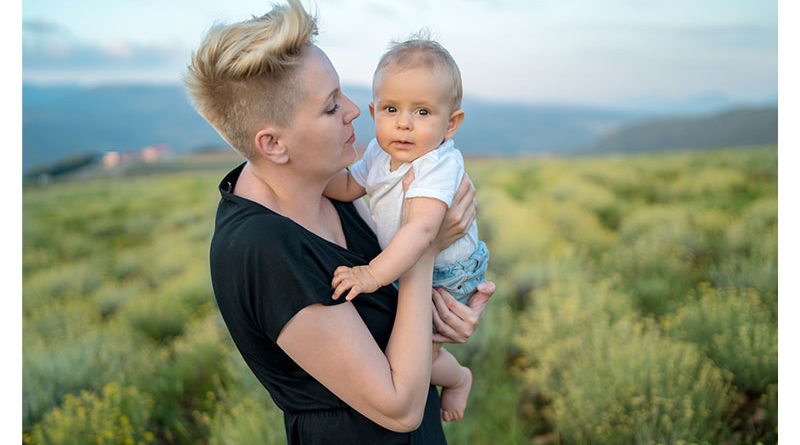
{"left": 346, "top": 132, "right": 355, "bottom": 144}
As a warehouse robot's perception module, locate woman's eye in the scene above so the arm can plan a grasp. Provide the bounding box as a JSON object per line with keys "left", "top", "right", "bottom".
{"left": 326, "top": 103, "right": 339, "bottom": 115}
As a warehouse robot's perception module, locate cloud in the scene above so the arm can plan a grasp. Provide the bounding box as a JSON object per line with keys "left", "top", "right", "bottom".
{"left": 23, "top": 18, "right": 69, "bottom": 36}
{"left": 23, "top": 19, "right": 185, "bottom": 70}
{"left": 22, "top": 18, "right": 188, "bottom": 84}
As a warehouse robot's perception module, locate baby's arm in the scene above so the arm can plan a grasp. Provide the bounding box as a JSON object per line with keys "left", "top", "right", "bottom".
{"left": 324, "top": 168, "right": 366, "bottom": 202}
{"left": 332, "top": 197, "right": 448, "bottom": 301}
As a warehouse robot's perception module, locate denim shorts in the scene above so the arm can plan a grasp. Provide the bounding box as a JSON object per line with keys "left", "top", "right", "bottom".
{"left": 432, "top": 240, "right": 489, "bottom": 305}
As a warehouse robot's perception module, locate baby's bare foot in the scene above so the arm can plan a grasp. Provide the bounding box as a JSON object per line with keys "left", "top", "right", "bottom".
{"left": 440, "top": 367, "right": 472, "bottom": 422}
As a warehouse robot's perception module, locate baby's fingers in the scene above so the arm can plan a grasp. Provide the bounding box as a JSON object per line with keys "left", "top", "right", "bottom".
{"left": 331, "top": 266, "right": 352, "bottom": 288}
{"left": 332, "top": 281, "right": 353, "bottom": 300}
{"left": 345, "top": 287, "right": 362, "bottom": 302}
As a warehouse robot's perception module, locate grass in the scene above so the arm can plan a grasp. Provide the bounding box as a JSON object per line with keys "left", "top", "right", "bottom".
{"left": 23, "top": 145, "right": 778, "bottom": 444}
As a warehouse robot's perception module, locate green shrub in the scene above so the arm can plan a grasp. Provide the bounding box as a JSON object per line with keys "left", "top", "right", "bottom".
{"left": 605, "top": 236, "right": 694, "bottom": 316}
{"left": 711, "top": 198, "right": 778, "bottom": 301}
{"left": 664, "top": 286, "right": 777, "bottom": 395}
{"left": 548, "top": 320, "right": 735, "bottom": 445}
{"left": 723, "top": 198, "right": 777, "bottom": 256}
{"left": 159, "top": 266, "right": 215, "bottom": 314}
{"left": 659, "top": 168, "right": 746, "bottom": 202}
{"left": 479, "top": 195, "right": 558, "bottom": 270}
{"left": 516, "top": 277, "right": 634, "bottom": 399}
{"left": 24, "top": 260, "right": 104, "bottom": 313}
{"left": 119, "top": 291, "right": 190, "bottom": 343}
{"left": 140, "top": 316, "right": 230, "bottom": 443}
{"left": 92, "top": 281, "right": 146, "bottom": 318}
{"left": 23, "top": 325, "right": 152, "bottom": 429}
{"left": 516, "top": 276, "right": 735, "bottom": 444}
{"left": 25, "top": 383, "right": 155, "bottom": 445}
{"left": 204, "top": 395, "right": 285, "bottom": 445}
{"left": 23, "top": 298, "right": 100, "bottom": 343}
{"left": 545, "top": 177, "right": 624, "bottom": 230}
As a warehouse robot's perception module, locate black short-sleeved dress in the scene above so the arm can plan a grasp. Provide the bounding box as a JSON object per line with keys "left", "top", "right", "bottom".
{"left": 209, "top": 164, "right": 447, "bottom": 445}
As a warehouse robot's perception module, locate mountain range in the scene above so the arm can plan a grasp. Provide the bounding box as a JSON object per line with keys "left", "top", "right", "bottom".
{"left": 22, "top": 84, "right": 777, "bottom": 173}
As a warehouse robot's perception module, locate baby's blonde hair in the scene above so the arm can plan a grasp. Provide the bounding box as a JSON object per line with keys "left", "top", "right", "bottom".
{"left": 184, "top": 0, "right": 317, "bottom": 158}
{"left": 373, "top": 31, "right": 463, "bottom": 112}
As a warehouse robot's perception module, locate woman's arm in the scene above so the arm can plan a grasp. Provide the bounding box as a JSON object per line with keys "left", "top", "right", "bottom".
{"left": 277, "top": 249, "right": 437, "bottom": 432}
{"left": 323, "top": 168, "right": 366, "bottom": 202}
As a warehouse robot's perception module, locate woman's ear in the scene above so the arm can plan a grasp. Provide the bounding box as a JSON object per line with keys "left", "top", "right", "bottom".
{"left": 254, "top": 127, "right": 289, "bottom": 164}
{"left": 445, "top": 110, "right": 465, "bottom": 140}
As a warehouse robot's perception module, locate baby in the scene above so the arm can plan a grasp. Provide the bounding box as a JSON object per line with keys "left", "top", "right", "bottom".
{"left": 324, "top": 35, "right": 489, "bottom": 422}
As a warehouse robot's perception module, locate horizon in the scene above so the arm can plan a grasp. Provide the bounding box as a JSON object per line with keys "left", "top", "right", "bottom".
{"left": 20, "top": 80, "right": 778, "bottom": 114}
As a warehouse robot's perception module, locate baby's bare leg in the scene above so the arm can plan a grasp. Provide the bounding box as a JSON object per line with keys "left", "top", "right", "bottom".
{"left": 431, "top": 342, "right": 472, "bottom": 422}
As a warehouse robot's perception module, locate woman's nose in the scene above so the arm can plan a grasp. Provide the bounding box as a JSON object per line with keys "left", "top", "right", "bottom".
{"left": 342, "top": 94, "right": 361, "bottom": 123}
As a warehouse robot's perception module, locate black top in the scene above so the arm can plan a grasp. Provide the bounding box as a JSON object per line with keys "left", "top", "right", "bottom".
{"left": 210, "top": 164, "right": 446, "bottom": 445}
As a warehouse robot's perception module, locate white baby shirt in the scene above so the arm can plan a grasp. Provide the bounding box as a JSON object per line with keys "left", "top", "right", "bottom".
{"left": 350, "top": 138, "right": 479, "bottom": 266}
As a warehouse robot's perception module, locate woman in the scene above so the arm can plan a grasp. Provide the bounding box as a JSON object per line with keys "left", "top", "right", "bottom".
{"left": 186, "top": 1, "right": 495, "bottom": 443}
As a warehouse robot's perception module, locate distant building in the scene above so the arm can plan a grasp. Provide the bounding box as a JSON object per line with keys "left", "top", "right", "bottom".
{"left": 142, "top": 144, "right": 169, "bottom": 162}
{"left": 102, "top": 144, "right": 170, "bottom": 169}
{"left": 102, "top": 151, "right": 121, "bottom": 168}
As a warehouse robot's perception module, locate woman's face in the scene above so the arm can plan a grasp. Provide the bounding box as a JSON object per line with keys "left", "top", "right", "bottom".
{"left": 281, "top": 45, "right": 361, "bottom": 179}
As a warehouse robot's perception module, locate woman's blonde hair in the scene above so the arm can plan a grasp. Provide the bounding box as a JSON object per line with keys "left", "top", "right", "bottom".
{"left": 184, "top": 0, "right": 317, "bottom": 158}
{"left": 373, "top": 31, "right": 462, "bottom": 112}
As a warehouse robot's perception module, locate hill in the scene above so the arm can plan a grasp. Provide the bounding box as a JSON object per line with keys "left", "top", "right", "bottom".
{"left": 21, "top": 84, "right": 647, "bottom": 172}
{"left": 22, "top": 84, "right": 777, "bottom": 173}
{"left": 577, "top": 106, "right": 778, "bottom": 154}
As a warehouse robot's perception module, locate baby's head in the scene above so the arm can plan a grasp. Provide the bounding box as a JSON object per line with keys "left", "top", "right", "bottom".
{"left": 369, "top": 34, "right": 465, "bottom": 165}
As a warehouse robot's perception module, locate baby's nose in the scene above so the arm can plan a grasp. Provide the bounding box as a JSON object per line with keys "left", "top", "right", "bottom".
{"left": 396, "top": 113, "right": 412, "bottom": 129}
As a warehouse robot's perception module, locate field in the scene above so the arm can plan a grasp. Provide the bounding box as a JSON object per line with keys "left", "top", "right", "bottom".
{"left": 22, "top": 145, "right": 778, "bottom": 444}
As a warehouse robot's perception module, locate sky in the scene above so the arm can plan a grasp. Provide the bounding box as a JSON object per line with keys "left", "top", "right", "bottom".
{"left": 20, "top": 0, "right": 778, "bottom": 107}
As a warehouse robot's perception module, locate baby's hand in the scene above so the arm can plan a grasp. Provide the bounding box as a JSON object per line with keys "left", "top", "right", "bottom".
{"left": 331, "top": 265, "right": 380, "bottom": 301}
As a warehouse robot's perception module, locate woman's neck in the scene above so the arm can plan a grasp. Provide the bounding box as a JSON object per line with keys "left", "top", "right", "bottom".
{"left": 237, "top": 162, "right": 343, "bottom": 245}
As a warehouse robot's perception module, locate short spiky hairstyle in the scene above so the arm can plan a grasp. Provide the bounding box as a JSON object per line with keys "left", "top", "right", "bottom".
{"left": 183, "top": 0, "right": 317, "bottom": 159}
{"left": 373, "top": 31, "right": 463, "bottom": 112}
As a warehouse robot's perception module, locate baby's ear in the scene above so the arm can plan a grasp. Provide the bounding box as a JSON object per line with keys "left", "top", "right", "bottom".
{"left": 445, "top": 109, "right": 465, "bottom": 139}
{"left": 368, "top": 102, "right": 375, "bottom": 120}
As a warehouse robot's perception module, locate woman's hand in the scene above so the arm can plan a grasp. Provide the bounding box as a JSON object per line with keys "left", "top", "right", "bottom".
{"left": 431, "top": 281, "right": 495, "bottom": 343}
{"left": 402, "top": 169, "right": 476, "bottom": 251}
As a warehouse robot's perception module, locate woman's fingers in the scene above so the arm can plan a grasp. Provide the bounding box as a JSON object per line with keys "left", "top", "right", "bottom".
{"left": 431, "top": 281, "right": 496, "bottom": 343}
{"left": 450, "top": 175, "right": 476, "bottom": 235}
{"left": 453, "top": 174, "right": 475, "bottom": 207}
{"left": 467, "top": 281, "right": 495, "bottom": 317}
{"left": 432, "top": 288, "right": 467, "bottom": 343}
{"left": 438, "top": 288, "right": 477, "bottom": 330}
{"left": 401, "top": 167, "right": 416, "bottom": 193}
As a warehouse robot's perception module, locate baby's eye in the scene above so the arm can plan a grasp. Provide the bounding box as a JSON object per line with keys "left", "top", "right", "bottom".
{"left": 418, "top": 109, "right": 429, "bottom": 116}
{"left": 386, "top": 106, "right": 397, "bottom": 113}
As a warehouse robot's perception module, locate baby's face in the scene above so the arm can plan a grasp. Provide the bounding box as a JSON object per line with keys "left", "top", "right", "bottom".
{"left": 370, "top": 66, "right": 455, "bottom": 165}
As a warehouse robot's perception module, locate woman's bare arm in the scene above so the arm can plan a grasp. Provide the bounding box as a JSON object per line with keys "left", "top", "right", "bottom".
{"left": 277, "top": 251, "right": 436, "bottom": 432}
